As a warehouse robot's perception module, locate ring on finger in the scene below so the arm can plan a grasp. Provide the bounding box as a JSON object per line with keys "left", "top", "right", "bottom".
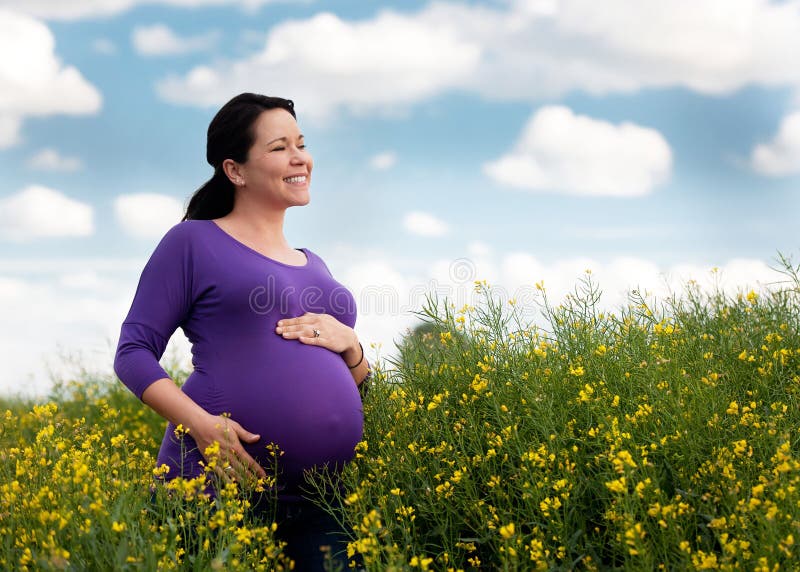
{"left": 313, "top": 328, "right": 321, "bottom": 338}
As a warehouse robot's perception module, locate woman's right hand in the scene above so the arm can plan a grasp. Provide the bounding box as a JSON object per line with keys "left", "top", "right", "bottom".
{"left": 139, "top": 379, "right": 268, "bottom": 488}
{"left": 189, "top": 412, "right": 268, "bottom": 487}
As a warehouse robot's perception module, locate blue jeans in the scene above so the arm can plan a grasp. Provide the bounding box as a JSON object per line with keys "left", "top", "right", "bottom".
{"left": 251, "top": 492, "right": 356, "bottom": 572}
{"left": 149, "top": 487, "right": 360, "bottom": 571}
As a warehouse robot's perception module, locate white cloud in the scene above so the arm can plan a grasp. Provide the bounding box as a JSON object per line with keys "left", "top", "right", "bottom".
{"left": 132, "top": 24, "right": 219, "bottom": 56}
{"left": 0, "top": 255, "right": 147, "bottom": 275}
{"left": 565, "top": 224, "right": 672, "bottom": 240}
{"left": 114, "top": 193, "right": 184, "bottom": 239}
{"left": 0, "top": 0, "right": 289, "bottom": 21}
{"left": 0, "top": 185, "right": 94, "bottom": 241}
{"left": 337, "top": 256, "right": 416, "bottom": 355}
{"left": 370, "top": 151, "right": 397, "bottom": 170}
{"left": 468, "top": 241, "right": 491, "bottom": 258}
{"left": 317, "top": 246, "right": 785, "bottom": 377}
{"left": 459, "top": 0, "right": 800, "bottom": 101}
{"left": 403, "top": 211, "right": 450, "bottom": 237}
{"left": 151, "top": 1, "right": 800, "bottom": 117}
{"left": 0, "top": 0, "right": 138, "bottom": 20}
{"left": 426, "top": 253, "right": 782, "bottom": 327}
{"left": 27, "top": 148, "right": 83, "bottom": 171}
{"left": 483, "top": 105, "right": 672, "bottom": 196}
{"left": 0, "top": 113, "right": 21, "bottom": 149}
{"left": 0, "top": 260, "right": 191, "bottom": 398}
{"left": 429, "top": 255, "right": 499, "bottom": 292}
{"left": 0, "top": 9, "right": 101, "bottom": 148}
{"left": 57, "top": 270, "right": 117, "bottom": 291}
{"left": 92, "top": 38, "right": 116, "bottom": 55}
{"left": 156, "top": 10, "right": 482, "bottom": 119}
{"left": 751, "top": 111, "right": 800, "bottom": 176}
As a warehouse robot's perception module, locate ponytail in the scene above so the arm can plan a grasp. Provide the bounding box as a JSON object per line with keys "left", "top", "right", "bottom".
{"left": 182, "top": 168, "right": 235, "bottom": 221}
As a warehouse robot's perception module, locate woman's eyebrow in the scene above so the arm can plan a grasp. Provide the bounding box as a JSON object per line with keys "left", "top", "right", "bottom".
{"left": 266, "top": 134, "right": 305, "bottom": 145}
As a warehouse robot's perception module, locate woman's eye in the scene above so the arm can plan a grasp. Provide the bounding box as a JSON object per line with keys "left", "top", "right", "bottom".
{"left": 270, "top": 143, "right": 305, "bottom": 152}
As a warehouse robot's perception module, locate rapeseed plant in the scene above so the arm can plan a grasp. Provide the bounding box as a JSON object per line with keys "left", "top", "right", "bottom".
{"left": 2, "top": 255, "right": 800, "bottom": 569}
{"left": 0, "top": 357, "right": 291, "bottom": 571}
{"left": 306, "top": 256, "right": 800, "bottom": 570}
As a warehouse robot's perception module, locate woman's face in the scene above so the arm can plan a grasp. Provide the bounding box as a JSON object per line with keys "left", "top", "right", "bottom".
{"left": 238, "top": 107, "right": 313, "bottom": 209}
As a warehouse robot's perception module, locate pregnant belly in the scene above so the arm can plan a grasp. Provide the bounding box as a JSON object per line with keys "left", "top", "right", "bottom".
{"left": 217, "top": 343, "right": 364, "bottom": 489}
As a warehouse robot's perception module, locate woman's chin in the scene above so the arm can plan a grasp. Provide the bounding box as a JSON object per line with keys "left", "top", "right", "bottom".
{"left": 290, "top": 191, "right": 311, "bottom": 206}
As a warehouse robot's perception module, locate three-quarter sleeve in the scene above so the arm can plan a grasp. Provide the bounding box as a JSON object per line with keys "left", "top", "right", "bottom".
{"left": 113, "top": 223, "right": 196, "bottom": 401}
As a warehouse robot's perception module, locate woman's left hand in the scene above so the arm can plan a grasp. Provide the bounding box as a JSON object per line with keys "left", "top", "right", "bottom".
{"left": 275, "top": 312, "right": 358, "bottom": 355}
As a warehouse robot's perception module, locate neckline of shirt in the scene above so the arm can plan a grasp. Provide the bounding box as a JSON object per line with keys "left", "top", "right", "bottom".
{"left": 203, "top": 219, "right": 311, "bottom": 269}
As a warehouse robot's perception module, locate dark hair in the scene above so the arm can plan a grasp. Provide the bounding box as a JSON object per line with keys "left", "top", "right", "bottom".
{"left": 182, "top": 93, "right": 296, "bottom": 221}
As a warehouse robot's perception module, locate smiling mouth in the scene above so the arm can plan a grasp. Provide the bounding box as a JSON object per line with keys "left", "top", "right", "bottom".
{"left": 283, "top": 175, "right": 308, "bottom": 184}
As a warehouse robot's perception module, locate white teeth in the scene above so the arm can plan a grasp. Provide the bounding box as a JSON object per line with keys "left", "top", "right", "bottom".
{"left": 283, "top": 176, "right": 307, "bottom": 184}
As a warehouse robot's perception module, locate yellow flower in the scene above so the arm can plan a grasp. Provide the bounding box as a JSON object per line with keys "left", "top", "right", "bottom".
{"left": 470, "top": 374, "right": 489, "bottom": 394}
{"left": 570, "top": 365, "right": 586, "bottom": 377}
{"left": 578, "top": 383, "right": 594, "bottom": 402}
{"left": 732, "top": 439, "right": 751, "bottom": 457}
{"left": 110, "top": 434, "right": 127, "bottom": 448}
{"left": 605, "top": 477, "right": 627, "bottom": 494}
{"left": 709, "top": 516, "right": 727, "bottom": 529}
{"left": 410, "top": 556, "right": 434, "bottom": 569}
{"left": 153, "top": 464, "right": 171, "bottom": 477}
{"left": 396, "top": 505, "right": 416, "bottom": 521}
{"left": 539, "top": 496, "right": 562, "bottom": 517}
{"left": 692, "top": 551, "right": 718, "bottom": 569}
{"left": 111, "top": 521, "right": 127, "bottom": 533}
{"left": 235, "top": 527, "right": 254, "bottom": 545}
{"left": 499, "top": 522, "right": 516, "bottom": 539}
{"left": 435, "top": 481, "right": 454, "bottom": 498}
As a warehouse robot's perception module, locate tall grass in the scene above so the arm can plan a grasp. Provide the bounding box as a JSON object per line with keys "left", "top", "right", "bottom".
{"left": 2, "top": 256, "right": 799, "bottom": 570}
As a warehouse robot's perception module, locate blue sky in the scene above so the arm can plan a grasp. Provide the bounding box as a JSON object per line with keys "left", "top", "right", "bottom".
{"left": 1, "top": 0, "right": 798, "bottom": 395}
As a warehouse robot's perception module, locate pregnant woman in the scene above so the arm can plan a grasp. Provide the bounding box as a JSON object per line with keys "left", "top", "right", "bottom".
{"left": 113, "top": 93, "right": 371, "bottom": 570}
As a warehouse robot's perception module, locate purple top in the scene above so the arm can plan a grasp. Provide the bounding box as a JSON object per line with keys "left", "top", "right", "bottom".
{"left": 113, "top": 219, "right": 364, "bottom": 499}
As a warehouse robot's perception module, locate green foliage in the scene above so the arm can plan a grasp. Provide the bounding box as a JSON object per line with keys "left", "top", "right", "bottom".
{"left": 0, "top": 355, "right": 292, "bottom": 571}
{"left": 309, "top": 258, "right": 800, "bottom": 571}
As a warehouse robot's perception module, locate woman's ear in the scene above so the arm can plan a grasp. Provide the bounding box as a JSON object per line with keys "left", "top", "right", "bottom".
{"left": 222, "top": 158, "right": 245, "bottom": 186}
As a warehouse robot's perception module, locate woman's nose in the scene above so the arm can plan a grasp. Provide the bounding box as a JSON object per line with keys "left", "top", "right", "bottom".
{"left": 290, "top": 147, "right": 310, "bottom": 164}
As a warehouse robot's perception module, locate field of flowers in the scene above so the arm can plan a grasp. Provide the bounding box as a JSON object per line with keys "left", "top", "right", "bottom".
{"left": 2, "top": 259, "right": 799, "bottom": 571}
